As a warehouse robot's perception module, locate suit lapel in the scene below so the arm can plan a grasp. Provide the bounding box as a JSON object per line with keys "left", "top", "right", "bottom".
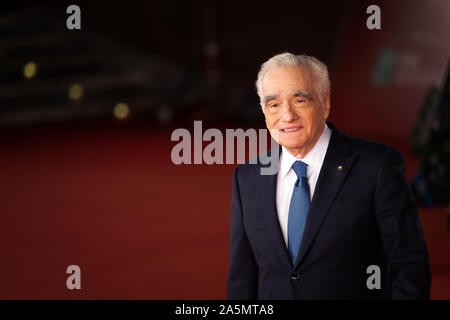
{"left": 258, "top": 147, "right": 293, "bottom": 266}
{"left": 293, "top": 125, "right": 358, "bottom": 269}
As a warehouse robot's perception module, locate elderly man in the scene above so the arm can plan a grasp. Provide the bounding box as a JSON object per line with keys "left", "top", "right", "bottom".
{"left": 227, "top": 53, "right": 431, "bottom": 299}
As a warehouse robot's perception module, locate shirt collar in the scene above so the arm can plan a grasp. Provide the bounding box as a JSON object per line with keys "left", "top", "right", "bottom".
{"left": 279, "top": 123, "right": 332, "bottom": 179}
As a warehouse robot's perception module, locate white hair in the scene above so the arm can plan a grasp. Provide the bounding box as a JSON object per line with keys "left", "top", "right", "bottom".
{"left": 255, "top": 52, "right": 330, "bottom": 108}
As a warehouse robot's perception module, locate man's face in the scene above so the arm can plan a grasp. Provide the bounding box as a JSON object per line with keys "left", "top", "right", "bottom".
{"left": 261, "top": 66, "right": 330, "bottom": 158}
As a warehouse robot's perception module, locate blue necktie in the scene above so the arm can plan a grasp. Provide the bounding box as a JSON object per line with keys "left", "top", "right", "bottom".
{"left": 288, "top": 160, "right": 310, "bottom": 264}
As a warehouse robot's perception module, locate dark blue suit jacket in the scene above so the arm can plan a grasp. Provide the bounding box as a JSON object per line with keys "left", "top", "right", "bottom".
{"left": 227, "top": 123, "right": 431, "bottom": 299}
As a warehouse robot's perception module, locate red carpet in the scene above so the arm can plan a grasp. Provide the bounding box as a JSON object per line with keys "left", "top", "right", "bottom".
{"left": 1, "top": 123, "right": 448, "bottom": 299}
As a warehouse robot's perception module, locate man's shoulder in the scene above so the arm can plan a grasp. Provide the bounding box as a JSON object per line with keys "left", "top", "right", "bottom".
{"left": 328, "top": 122, "right": 402, "bottom": 161}
{"left": 344, "top": 134, "right": 404, "bottom": 165}
{"left": 234, "top": 148, "right": 279, "bottom": 177}
{"left": 347, "top": 135, "right": 396, "bottom": 153}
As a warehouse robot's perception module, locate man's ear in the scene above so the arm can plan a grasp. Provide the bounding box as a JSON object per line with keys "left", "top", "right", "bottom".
{"left": 323, "top": 93, "right": 331, "bottom": 120}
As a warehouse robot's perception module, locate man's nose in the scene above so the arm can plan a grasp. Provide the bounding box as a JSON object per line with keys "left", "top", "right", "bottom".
{"left": 280, "top": 101, "right": 297, "bottom": 122}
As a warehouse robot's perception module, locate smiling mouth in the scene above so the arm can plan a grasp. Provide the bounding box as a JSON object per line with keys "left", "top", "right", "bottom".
{"left": 280, "top": 127, "right": 302, "bottom": 133}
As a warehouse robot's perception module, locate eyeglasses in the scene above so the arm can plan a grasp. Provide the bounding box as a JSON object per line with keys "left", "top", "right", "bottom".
{"left": 265, "top": 98, "right": 311, "bottom": 115}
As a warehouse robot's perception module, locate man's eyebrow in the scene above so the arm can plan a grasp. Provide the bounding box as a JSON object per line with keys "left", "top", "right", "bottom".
{"left": 293, "top": 91, "right": 313, "bottom": 101}
{"left": 263, "top": 95, "right": 278, "bottom": 104}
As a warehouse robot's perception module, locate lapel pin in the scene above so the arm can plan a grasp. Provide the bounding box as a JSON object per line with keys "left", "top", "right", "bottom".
{"left": 337, "top": 165, "right": 343, "bottom": 172}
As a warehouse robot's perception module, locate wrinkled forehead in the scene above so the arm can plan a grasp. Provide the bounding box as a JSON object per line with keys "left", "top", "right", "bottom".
{"left": 261, "top": 65, "right": 316, "bottom": 97}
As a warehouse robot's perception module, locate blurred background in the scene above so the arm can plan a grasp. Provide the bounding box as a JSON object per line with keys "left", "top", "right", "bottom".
{"left": 1, "top": 0, "right": 449, "bottom": 299}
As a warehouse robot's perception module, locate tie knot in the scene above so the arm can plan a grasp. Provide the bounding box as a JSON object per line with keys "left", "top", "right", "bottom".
{"left": 292, "top": 160, "right": 308, "bottom": 179}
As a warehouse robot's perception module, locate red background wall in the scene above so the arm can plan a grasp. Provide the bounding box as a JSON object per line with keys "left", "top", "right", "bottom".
{"left": 1, "top": 0, "right": 449, "bottom": 299}
{"left": 330, "top": 0, "right": 450, "bottom": 141}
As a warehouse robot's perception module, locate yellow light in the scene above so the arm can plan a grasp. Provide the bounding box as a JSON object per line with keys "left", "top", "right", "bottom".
{"left": 113, "top": 102, "right": 130, "bottom": 119}
{"left": 68, "top": 83, "right": 83, "bottom": 101}
{"left": 23, "top": 62, "right": 37, "bottom": 79}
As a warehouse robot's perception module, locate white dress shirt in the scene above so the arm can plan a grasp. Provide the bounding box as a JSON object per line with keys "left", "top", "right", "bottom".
{"left": 276, "top": 123, "right": 332, "bottom": 246}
